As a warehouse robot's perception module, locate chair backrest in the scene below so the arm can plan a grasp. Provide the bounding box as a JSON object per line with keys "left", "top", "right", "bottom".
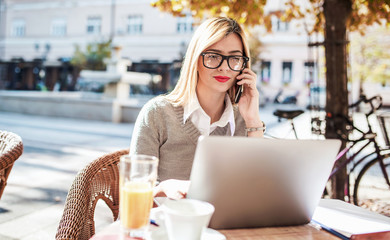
{"left": 0, "top": 130, "right": 23, "bottom": 199}
{"left": 56, "top": 148, "right": 129, "bottom": 240}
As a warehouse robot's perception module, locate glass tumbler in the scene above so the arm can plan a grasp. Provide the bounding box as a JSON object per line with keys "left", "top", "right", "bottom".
{"left": 119, "top": 154, "right": 158, "bottom": 239}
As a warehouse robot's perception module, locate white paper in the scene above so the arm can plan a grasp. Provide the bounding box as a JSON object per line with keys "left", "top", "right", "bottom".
{"left": 312, "top": 199, "right": 390, "bottom": 236}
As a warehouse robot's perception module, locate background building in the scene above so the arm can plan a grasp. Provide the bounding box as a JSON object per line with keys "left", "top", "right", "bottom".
{"left": 0, "top": 0, "right": 326, "bottom": 106}
{"left": 1, "top": 0, "right": 194, "bottom": 61}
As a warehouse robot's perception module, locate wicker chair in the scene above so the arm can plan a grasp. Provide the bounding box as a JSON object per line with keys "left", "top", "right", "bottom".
{"left": 56, "top": 148, "right": 129, "bottom": 240}
{"left": 0, "top": 131, "right": 23, "bottom": 199}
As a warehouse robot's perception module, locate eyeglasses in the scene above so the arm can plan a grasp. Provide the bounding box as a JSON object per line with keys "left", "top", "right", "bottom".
{"left": 201, "top": 52, "right": 249, "bottom": 72}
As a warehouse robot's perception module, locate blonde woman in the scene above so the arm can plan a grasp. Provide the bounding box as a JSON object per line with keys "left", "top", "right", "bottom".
{"left": 130, "top": 17, "right": 264, "bottom": 199}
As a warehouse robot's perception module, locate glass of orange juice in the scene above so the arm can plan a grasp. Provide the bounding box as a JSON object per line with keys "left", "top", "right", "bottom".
{"left": 119, "top": 154, "right": 158, "bottom": 239}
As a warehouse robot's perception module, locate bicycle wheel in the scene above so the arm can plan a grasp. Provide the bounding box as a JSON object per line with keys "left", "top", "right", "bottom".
{"left": 353, "top": 152, "right": 390, "bottom": 216}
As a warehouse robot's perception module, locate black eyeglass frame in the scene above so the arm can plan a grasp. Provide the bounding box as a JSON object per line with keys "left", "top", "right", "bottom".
{"left": 200, "top": 52, "right": 249, "bottom": 72}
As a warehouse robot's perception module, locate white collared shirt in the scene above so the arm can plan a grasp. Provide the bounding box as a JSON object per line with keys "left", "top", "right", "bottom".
{"left": 183, "top": 94, "right": 235, "bottom": 136}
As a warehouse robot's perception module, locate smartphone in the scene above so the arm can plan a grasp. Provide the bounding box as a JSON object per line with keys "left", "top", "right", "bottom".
{"left": 234, "top": 71, "right": 243, "bottom": 104}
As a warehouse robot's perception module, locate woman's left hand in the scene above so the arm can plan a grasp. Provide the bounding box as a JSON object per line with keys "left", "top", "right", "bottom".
{"left": 236, "top": 68, "right": 263, "bottom": 128}
{"left": 153, "top": 179, "right": 190, "bottom": 200}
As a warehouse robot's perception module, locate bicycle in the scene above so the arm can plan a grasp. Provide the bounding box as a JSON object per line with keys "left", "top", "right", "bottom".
{"left": 272, "top": 95, "right": 390, "bottom": 216}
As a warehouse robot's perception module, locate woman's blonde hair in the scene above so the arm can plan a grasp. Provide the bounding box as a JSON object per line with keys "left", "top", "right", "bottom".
{"left": 165, "top": 17, "right": 250, "bottom": 106}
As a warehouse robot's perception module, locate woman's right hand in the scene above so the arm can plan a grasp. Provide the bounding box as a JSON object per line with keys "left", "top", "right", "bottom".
{"left": 154, "top": 179, "right": 190, "bottom": 200}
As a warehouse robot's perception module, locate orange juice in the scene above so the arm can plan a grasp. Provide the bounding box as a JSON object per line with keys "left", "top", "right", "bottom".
{"left": 120, "top": 181, "right": 153, "bottom": 229}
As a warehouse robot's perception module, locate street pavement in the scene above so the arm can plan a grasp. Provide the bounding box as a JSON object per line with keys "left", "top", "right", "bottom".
{"left": 0, "top": 110, "right": 135, "bottom": 240}
{"left": 0, "top": 103, "right": 375, "bottom": 240}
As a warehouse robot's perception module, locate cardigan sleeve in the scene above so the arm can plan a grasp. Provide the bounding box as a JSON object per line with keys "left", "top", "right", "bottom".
{"left": 129, "top": 98, "right": 162, "bottom": 159}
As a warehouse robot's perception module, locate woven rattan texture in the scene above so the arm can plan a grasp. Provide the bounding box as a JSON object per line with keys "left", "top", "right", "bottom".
{"left": 0, "top": 130, "right": 23, "bottom": 199}
{"left": 56, "top": 148, "right": 129, "bottom": 240}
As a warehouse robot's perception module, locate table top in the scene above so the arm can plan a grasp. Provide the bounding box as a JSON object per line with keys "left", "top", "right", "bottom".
{"left": 220, "top": 224, "right": 338, "bottom": 239}
{"left": 90, "top": 219, "right": 339, "bottom": 240}
{"left": 91, "top": 199, "right": 390, "bottom": 240}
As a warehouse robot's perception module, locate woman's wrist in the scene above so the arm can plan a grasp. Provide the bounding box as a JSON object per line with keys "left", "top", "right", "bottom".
{"left": 245, "top": 118, "right": 264, "bottom": 129}
{"left": 245, "top": 121, "right": 266, "bottom": 134}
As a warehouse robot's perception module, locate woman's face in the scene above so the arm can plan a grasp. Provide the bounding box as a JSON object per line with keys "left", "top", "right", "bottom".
{"left": 197, "top": 33, "right": 244, "bottom": 97}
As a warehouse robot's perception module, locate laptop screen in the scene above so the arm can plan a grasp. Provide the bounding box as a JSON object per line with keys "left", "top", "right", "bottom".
{"left": 187, "top": 136, "right": 341, "bottom": 229}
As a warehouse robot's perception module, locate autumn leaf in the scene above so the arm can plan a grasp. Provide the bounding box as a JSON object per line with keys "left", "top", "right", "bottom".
{"left": 151, "top": 0, "right": 389, "bottom": 34}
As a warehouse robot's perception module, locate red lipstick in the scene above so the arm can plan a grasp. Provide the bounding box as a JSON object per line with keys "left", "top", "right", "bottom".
{"left": 214, "top": 76, "right": 230, "bottom": 83}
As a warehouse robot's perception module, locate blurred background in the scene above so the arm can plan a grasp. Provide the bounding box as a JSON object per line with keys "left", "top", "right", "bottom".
{"left": 1, "top": 0, "right": 388, "bottom": 116}
{"left": 0, "top": 0, "right": 389, "bottom": 239}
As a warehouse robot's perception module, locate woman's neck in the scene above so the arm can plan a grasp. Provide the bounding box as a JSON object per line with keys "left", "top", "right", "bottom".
{"left": 196, "top": 89, "right": 225, "bottom": 124}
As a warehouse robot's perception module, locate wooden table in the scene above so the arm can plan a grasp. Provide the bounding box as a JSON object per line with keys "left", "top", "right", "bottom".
{"left": 219, "top": 224, "right": 339, "bottom": 239}
{"left": 91, "top": 199, "right": 390, "bottom": 240}
{"left": 223, "top": 224, "right": 339, "bottom": 239}
{"left": 90, "top": 220, "right": 339, "bottom": 240}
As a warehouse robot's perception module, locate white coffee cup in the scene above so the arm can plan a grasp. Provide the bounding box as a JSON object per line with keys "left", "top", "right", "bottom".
{"left": 161, "top": 199, "right": 215, "bottom": 240}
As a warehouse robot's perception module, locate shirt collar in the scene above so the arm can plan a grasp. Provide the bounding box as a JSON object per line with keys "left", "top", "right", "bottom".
{"left": 183, "top": 93, "right": 235, "bottom": 136}
{"left": 183, "top": 94, "right": 201, "bottom": 124}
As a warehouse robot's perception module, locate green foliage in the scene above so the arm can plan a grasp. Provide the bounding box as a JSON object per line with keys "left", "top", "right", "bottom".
{"left": 71, "top": 40, "right": 112, "bottom": 70}
{"left": 351, "top": 25, "right": 390, "bottom": 86}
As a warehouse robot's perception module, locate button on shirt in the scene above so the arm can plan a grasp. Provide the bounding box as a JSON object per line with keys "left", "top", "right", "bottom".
{"left": 183, "top": 94, "right": 235, "bottom": 136}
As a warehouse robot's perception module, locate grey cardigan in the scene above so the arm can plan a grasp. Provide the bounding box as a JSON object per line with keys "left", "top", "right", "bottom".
{"left": 130, "top": 96, "right": 246, "bottom": 181}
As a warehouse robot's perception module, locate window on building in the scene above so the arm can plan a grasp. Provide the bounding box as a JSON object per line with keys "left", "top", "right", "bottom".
{"left": 282, "top": 61, "right": 293, "bottom": 84}
{"left": 177, "top": 14, "right": 193, "bottom": 33}
{"left": 277, "top": 19, "right": 289, "bottom": 31}
{"left": 127, "top": 15, "right": 143, "bottom": 35}
{"left": 261, "top": 61, "right": 271, "bottom": 83}
{"left": 271, "top": 16, "right": 289, "bottom": 32}
{"left": 304, "top": 61, "right": 316, "bottom": 84}
{"left": 12, "top": 19, "right": 25, "bottom": 37}
{"left": 87, "top": 16, "right": 101, "bottom": 34}
{"left": 51, "top": 18, "right": 67, "bottom": 36}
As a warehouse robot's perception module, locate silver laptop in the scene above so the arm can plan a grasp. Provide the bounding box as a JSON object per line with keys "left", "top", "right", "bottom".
{"left": 187, "top": 136, "right": 341, "bottom": 229}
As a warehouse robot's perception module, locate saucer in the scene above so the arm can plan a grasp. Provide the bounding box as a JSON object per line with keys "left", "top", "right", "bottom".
{"left": 148, "top": 207, "right": 225, "bottom": 240}
{"left": 149, "top": 227, "right": 226, "bottom": 240}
